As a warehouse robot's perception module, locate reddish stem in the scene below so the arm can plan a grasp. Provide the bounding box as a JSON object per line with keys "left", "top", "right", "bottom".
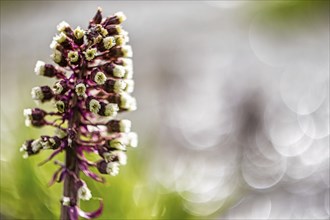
{"left": 60, "top": 64, "right": 86, "bottom": 220}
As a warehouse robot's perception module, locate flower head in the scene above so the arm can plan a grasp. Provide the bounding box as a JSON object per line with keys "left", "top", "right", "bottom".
{"left": 94, "top": 71, "right": 107, "bottom": 85}
{"left": 75, "top": 83, "right": 86, "bottom": 96}
{"left": 68, "top": 51, "right": 79, "bottom": 63}
{"left": 103, "top": 36, "right": 116, "bottom": 50}
{"left": 74, "top": 26, "right": 85, "bottom": 39}
{"left": 88, "top": 99, "right": 101, "bottom": 114}
{"left": 84, "top": 48, "right": 97, "bottom": 61}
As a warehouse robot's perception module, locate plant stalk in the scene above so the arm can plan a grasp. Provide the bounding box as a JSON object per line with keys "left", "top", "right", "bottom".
{"left": 60, "top": 64, "right": 86, "bottom": 220}
{"left": 60, "top": 95, "right": 80, "bottom": 220}
{"left": 60, "top": 146, "right": 80, "bottom": 220}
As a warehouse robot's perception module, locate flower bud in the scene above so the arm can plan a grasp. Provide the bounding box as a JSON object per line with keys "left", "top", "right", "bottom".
{"left": 31, "top": 86, "right": 53, "bottom": 103}
{"left": 55, "top": 100, "right": 66, "bottom": 113}
{"left": 105, "top": 25, "right": 122, "bottom": 35}
{"left": 67, "top": 51, "right": 80, "bottom": 64}
{"left": 90, "top": 7, "right": 103, "bottom": 25}
{"left": 97, "top": 160, "right": 120, "bottom": 176}
{"left": 95, "top": 24, "right": 108, "bottom": 37}
{"left": 103, "top": 11, "right": 126, "bottom": 26}
{"left": 96, "top": 160, "right": 108, "bottom": 174}
{"left": 54, "top": 32, "right": 67, "bottom": 44}
{"left": 99, "top": 102, "right": 119, "bottom": 117}
{"left": 50, "top": 40, "right": 58, "bottom": 50}
{"left": 53, "top": 80, "right": 69, "bottom": 95}
{"left": 105, "top": 151, "right": 127, "bottom": 165}
{"left": 74, "top": 26, "right": 85, "bottom": 39}
{"left": 51, "top": 50, "right": 68, "bottom": 67}
{"left": 114, "top": 34, "right": 129, "bottom": 46}
{"left": 84, "top": 48, "right": 97, "bottom": 61}
{"left": 115, "top": 151, "right": 127, "bottom": 165}
{"left": 107, "top": 119, "right": 131, "bottom": 133}
{"left": 73, "top": 26, "right": 85, "bottom": 45}
{"left": 127, "top": 132, "right": 138, "bottom": 148}
{"left": 118, "top": 58, "right": 133, "bottom": 67}
{"left": 109, "top": 45, "right": 133, "bottom": 58}
{"left": 115, "top": 12, "right": 127, "bottom": 23}
{"left": 31, "top": 138, "right": 43, "bottom": 153}
{"left": 75, "top": 83, "right": 86, "bottom": 96}
{"left": 53, "top": 33, "right": 72, "bottom": 49}
{"left": 24, "top": 108, "right": 47, "bottom": 127}
{"left": 86, "top": 98, "right": 101, "bottom": 114}
{"left": 102, "top": 36, "right": 116, "bottom": 50}
{"left": 20, "top": 139, "right": 42, "bottom": 158}
{"left": 103, "top": 79, "right": 126, "bottom": 93}
{"left": 102, "top": 63, "right": 125, "bottom": 78}
{"left": 57, "top": 21, "right": 70, "bottom": 32}
{"left": 106, "top": 162, "right": 120, "bottom": 176}
{"left": 120, "top": 93, "right": 137, "bottom": 111}
{"left": 121, "top": 45, "right": 133, "bottom": 57}
{"left": 91, "top": 69, "right": 107, "bottom": 85}
{"left": 34, "top": 61, "right": 48, "bottom": 76}
{"left": 40, "top": 63, "right": 62, "bottom": 78}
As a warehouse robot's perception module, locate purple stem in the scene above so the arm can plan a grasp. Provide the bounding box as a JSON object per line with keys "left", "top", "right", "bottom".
{"left": 60, "top": 64, "right": 86, "bottom": 220}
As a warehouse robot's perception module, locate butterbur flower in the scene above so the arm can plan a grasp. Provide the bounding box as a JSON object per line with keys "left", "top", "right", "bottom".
{"left": 87, "top": 98, "right": 101, "bottom": 114}
{"left": 93, "top": 71, "right": 107, "bottom": 85}
{"left": 68, "top": 51, "right": 79, "bottom": 63}
{"left": 75, "top": 83, "right": 87, "bottom": 96}
{"left": 74, "top": 26, "right": 85, "bottom": 39}
{"left": 21, "top": 8, "right": 137, "bottom": 220}
{"left": 84, "top": 48, "right": 97, "bottom": 61}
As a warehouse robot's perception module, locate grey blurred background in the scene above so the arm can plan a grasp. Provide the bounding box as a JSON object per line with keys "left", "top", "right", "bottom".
{"left": 1, "top": 1, "right": 329, "bottom": 219}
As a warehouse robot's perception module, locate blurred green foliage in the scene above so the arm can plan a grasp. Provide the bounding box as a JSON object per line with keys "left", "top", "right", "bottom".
{"left": 0, "top": 111, "right": 194, "bottom": 219}
{"left": 247, "top": 0, "right": 329, "bottom": 26}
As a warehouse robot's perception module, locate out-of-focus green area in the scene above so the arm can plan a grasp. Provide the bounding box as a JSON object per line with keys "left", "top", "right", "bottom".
{"left": 1, "top": 104, "right": 195, "bottom": 219}
{"left": 1, "top": 0, "right": 328, "bottom": 219}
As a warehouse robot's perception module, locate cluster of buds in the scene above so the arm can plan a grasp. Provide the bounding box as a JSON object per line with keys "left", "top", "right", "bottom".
{"left": 21, "top": 8, "right": 137, "bottom": 219}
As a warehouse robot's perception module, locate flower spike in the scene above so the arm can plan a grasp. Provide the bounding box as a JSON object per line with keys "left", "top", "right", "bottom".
{"left": 22, "top": 7, "right": 137, "bottom": 220}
